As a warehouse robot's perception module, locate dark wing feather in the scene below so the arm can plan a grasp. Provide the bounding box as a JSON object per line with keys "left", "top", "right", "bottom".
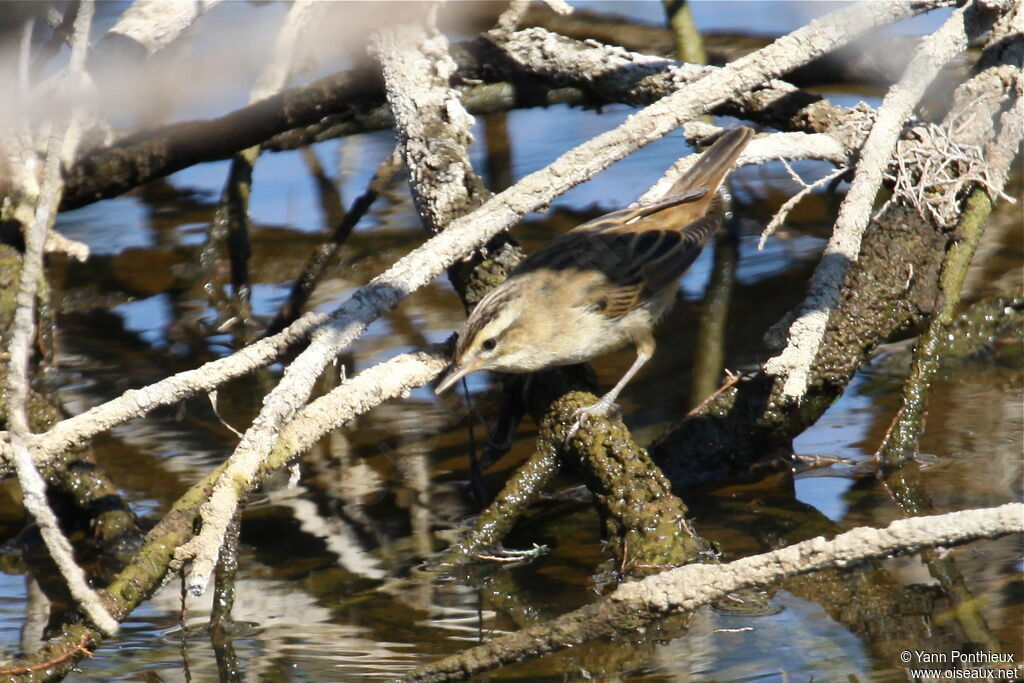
{"left": 593, "top": 215, "right": 720, "bottom": 319}
{"left": 517, "top": 215, "right": 720, "bottom": 320}
{"left": 637, "top": 215, "right": 720, "bottom": 297}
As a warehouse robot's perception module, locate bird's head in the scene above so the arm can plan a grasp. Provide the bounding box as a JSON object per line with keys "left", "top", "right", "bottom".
{"left": 435, "top": 283, "right": 538, "bottom": 394}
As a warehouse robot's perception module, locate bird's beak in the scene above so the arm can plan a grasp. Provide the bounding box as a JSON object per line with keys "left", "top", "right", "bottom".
{"left": 435, "top": 358, "right": 481, "bottom": 395}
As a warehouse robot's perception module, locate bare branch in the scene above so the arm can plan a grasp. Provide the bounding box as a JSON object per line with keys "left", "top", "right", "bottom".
{"left": 759, "top": 164, "right": 850, "bottom": 249}
{"left": 496, "top": 0, "right": 572, "bottom": 32}
{"left": 764, "top": 2, "right": 987, "bottom": 400}
{"left": 480, "top": 27, "right": 876, "bottom": 151}
{"left": 683, "top": 123, "right": 849, "bottom": 165}
{"left": 268, "top": 346, "right": 449, "bottom": 471}
{"left": 43, "top": 230, "right": 89, "bottom": 261}
{"left": 99, "top": 0, "right": 221, "bottom": 58}
{"left": 371, "top": 16, "right": 487, "bottom": 234}
{"left": 60, "top": 3, "right": 944, "bottom": 211}
{"left": 639, "top": 127, "right": 850, "bottom": 205}
{"left": 0, "top": 312, "right": 323, "bottom": 473}
{"left": 4, "top": 1, "right": 118, "bottom": 636}
{"left": 60, "top": 65, "right": 385, "bottom": 210}
{"left": 406, "top": 503, "right": 1024, "bottom": 681}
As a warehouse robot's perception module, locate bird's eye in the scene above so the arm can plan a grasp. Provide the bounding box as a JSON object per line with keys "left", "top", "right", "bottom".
{"left": 481, "top": 337, "right": 497, "bottom": 352}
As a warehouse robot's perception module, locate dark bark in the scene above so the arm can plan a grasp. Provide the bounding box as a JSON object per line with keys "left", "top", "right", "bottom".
{"left": 61, "top": 66, "right": 385, "bottom": 210}
{"left": 60, "top": 28, "right": 876, "bottom": 214}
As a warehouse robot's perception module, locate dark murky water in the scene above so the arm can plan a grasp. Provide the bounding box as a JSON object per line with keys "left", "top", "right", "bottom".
{"left": 0, "top": 2, "right": 1020, "bottom": 681}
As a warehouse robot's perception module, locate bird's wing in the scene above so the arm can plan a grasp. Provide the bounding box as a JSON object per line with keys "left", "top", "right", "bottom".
{"left": 574, "top": 187, "right": 710, "bottom": 233}
{"left": 588, "top": 215, "right": 721, "bottom": 319}
{"left": 511, "top": 128, "right": 752, "bottom": 321}
{"left": 519, "top": 215, "right": 721, "bottom": 320}
{"left": 633, "top": 215, "right": 721, "bottom": 298}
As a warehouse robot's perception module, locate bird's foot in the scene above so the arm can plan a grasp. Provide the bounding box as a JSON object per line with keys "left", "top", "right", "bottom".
{"left": 566, "top": 397, "right": 620, "bottom": 439}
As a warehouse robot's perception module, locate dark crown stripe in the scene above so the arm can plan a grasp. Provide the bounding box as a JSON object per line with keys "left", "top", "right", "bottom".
{"left": 459, "top": 286, "right": 517, "bottom": 354}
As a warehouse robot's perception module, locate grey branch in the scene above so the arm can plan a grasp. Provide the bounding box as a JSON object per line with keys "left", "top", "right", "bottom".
{"left": 764, "top": 2, "right": 985, "bottom": 399}
{"left": 99, "top": 0, "right": 222, "bottom": 58}
{"left": 406, "top": 503, "right": 1023, "bottom": 681}
{"left": 4, "top": 1, "right": 118, "bottom": 636}
{"left": 371, "top": 17, "right": 484, "bottom": 234}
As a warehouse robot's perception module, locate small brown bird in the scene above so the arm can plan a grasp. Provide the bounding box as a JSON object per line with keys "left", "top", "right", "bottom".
{"left": 436, "top": 126, "right": 753, "bottom": 431}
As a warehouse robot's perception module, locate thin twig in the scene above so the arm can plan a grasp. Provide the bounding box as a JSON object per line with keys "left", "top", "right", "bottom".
{"left": 0, "top": 633, "right": 94, "bottom": 675}
{"left": 4, "top": 0, "right": 118, "bottom": 636}
{"left": 496, "top": 0, "right": 572, "bottom": 32}
{"left": 759, "top": 164, "right": 850, "bottom": 249}
{"left": 265, "top": 148, "right": 403, "bottom": 336}
{"left": 99, "top": 0, "right": 222, "bottom": 57}
{"left": 686, "top": 370, "right": 742, "bottom": 417}
{"left": 0, "top": 311, "right": 324, "bottom": 472}
{"left": 640, "top": 128, "right": 850, "bottom": 205}
{"left": 206, "top": 0, "right": 318, "bottom": 322}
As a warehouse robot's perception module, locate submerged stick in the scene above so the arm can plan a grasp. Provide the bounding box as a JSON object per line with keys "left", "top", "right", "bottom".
{"left": 405, "top": 503, "right": 1024, "bottom": 681}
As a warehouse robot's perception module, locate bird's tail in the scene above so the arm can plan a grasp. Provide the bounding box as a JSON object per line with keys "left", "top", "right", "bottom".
{"left": 668, "top": 126, "right": 753, "bottom": 213}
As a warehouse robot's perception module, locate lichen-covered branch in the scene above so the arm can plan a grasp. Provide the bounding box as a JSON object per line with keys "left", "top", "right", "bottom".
{"left": 372, "top": 19, "right": 488, "bottom": 235}
{"left": 3, "top": 0, "right": 118, "bottom": 636}
{"left": 0, "top": 311, "right": 326, "bottom": 473}
{"left": 61, "top": 2, "right": 942, "bottom": 214}
{"left": 405, "top": 503, "right": 1023, "bottom": 681}
{"left": 529, "top": 378, "right": 710, "bottom": 572}
{"left": 519, "top": 5, "right": 929, "bottom": 88}
{"left": 97, "top": 0, "right": 221, "bottom": 58}
{"left": 0, "top": 344, "right": 453, "bottom": 677}
{"left": 468, "top": 26, "right": 876, "bottom": 152}
{"left": 652, "top": 2, "right": 1021, "bottom": 486}
{"left": 264, "top": 346, "right": 450, "bottom": 474}
{"left": 763, "top": 2, "right": 989, "bottom": 400}
{"left": 371, "top": 14, "right": 522, "bottom": 308}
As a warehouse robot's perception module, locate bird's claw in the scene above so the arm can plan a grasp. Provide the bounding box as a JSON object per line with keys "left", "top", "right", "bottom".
{"left": 566, "top": 398, "right": 620, "bottom": 439}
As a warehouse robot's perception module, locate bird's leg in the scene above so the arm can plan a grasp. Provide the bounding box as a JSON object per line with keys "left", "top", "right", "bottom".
{"left": 567, "top": 333, "right": 654, "bottom": 438}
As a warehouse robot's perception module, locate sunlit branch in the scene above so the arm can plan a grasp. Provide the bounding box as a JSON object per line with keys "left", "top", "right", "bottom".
{"left": 763, "top": 3, "right": 989, "bottom": 400}
{"left": 3, "top": 0, "right": 118, "bottom": 637}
